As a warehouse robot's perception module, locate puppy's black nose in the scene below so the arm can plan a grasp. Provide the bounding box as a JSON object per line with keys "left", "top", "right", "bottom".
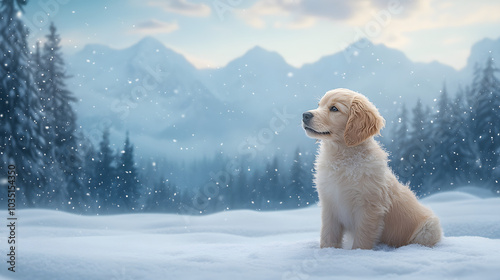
{"left": 303, "top": 112, "right": 313, "bottom": 124}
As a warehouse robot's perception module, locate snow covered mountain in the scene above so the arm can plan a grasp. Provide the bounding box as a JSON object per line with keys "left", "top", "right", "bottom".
{"left": 67, "top": 36, "right": 500, "bottom": 159}
{"left": 297, "top": 39, "right": 459, "bottom": 117}
{"left": 68, "top": 38, "right": 305, "bottom": 159}
{"left": 67, "top": 37, "right": 234, "bottom": 158}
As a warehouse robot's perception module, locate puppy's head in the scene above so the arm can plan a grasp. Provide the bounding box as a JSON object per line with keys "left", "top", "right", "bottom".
{"left": 302, "top": 88, "right": 385, "bottom": 146}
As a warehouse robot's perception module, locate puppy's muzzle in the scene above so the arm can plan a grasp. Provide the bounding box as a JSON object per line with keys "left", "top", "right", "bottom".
{"left": 302, "top": 112, "right": 313, "bottom": 125}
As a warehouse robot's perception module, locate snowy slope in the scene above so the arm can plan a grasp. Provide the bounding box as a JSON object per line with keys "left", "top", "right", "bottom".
{"left": 3, "top": 190, "right": 500, "bottom": 280}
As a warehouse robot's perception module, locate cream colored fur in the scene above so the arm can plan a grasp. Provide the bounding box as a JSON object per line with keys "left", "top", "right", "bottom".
{"left": 303, "top": 88, "right": 442, "bottom": 249}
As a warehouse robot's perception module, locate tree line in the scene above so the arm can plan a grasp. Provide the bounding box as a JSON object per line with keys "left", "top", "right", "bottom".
{"left": 142, "top": 148, "right": 316, "bottom": 214}
{"left": 387, "top": 58, "right": 500, "bottom": 196}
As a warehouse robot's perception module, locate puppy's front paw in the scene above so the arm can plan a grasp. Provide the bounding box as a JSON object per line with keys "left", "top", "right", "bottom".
{"left": 320, "top": 240, "right": 333, "bottom": 249}
{"left": 320, "top": 238, "right": 340, "bottom": 249}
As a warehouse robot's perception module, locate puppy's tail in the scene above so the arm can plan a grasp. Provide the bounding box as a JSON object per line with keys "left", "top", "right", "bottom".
{"left": 409, "top": 215, "right": 443, "bottom": 247}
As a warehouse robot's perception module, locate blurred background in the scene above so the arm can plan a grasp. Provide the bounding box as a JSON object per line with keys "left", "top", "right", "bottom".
{"left": 1, "top": 0, "right": 499, "bottom": 214}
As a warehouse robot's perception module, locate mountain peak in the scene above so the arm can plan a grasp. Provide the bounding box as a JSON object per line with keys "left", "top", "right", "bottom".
{"left": 232, "top": 46, "right": 291, "bottom": 68}
{"left": 346, "top": 38, "right": 374, "bottom": 50}
{"left": 126, "top": 36, "right": 195, "bottom": 70}
{"left": 246, "top": 45, "right": 270, "bottom": 54}
{"left": 75, "top": 37, "right": 167, "bottom": 57}
{"left": 240, "top": 45, "right": 284, "bottom": 60}
{"left": 464, "top": 36, "right": 500, "bottom": 71}
{"left": 132, "top": 36, "right": 167, "bottom": 51}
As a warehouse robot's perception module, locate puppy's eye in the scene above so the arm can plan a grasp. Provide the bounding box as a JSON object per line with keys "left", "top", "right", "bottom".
{"left": 330, "top": 106, "right": 339, "bottom": 112}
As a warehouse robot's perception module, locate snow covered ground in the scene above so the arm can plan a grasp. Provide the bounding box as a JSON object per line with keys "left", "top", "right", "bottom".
{"left": 2, "top": 189, "right": 500, "bottom": 280}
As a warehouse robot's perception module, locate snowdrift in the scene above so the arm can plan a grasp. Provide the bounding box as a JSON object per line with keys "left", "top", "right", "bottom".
{"left": 1, "top": 189, "right": 500, "bottom": 280}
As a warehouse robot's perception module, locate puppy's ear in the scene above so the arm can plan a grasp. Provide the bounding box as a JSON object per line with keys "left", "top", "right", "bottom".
{"left": 344, "top": 96, "right": 385, "bottom": 147}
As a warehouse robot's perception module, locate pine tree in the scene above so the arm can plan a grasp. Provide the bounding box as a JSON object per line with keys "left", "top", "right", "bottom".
{"left": 81, "top": 140, "right": 98, "bottom": 212}
{"left": 40, "top": 22, "right": 84, "bottom": 211}
{"left": 0, "top": 0, "right": 44, "bottom": 206}
{"left": 251, "top": 169, "right": 263, "bottom": 210}
{"left": 423, "top": 105, "right": 437, "bottom": 188}
{"left": 236, "top": 163, "right": 249, "bottom": 208}
{"left": 261, "top": 157, "right": 281, "bottom": 208}
{"left": 431, "top": 83, "right": 455, "bottom": 189}
{"left": 145, "top": 177, "right": 177, "bottom": 212}
{"left": 28, "top": 40, "right": 58, "bottom": 206}
{"left": 117, "top": 131, "right": 140, "bottom": 211}
{"left": 406, "top": 99, "right": 432, "bottom": 196}
{"left": 390, "top": 104, "right": 412, "bottom": 184}
{"left": 468, "top": 58, "right": 500, "bottom": 187}
{"left": 95, "top": 127, "right": 116, "bottom": 213}
{"left": 220, "top": 161, "right": 243, "bottom": 210}
{"left": 216, "top": 173, "right": 234, "bottom": 211}
{"left": 448, "top": 89, "right": 474, "bottom": 185}
{"left": 289, "top": 148, "right": 309, "bottom": 207}
{"left": 34, "top": 36, "right": 55, "bottom": 205}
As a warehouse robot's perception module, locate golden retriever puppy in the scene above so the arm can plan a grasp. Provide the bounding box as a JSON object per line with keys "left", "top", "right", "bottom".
{"left": 302, "top": 88, "right": 442, "bottom": 249}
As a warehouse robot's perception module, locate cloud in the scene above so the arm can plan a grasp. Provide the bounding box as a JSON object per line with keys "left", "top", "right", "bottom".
{"left": 237, "top": 0, "right": 359, "bottom": 29}
{"left": 148, "top": 0, "right": 211, "bottom": 17}
{"left": 132, "top": 19, "right": 179, "bottom": 34}
{"left": 299, "top": 0, "right": 358, "bottom": 21}
{"left": 273, "top": 16, "right": 316, "bottom": 29}
{"left": 237, "top": 0, "right": 312, "bottom": 29}
{"left": 239, "top": 0, "right": 500, "bottom": 33}
{"left": 364, "top": 0, "right": 500, "bottom": 48}
{"left": 237, "top": 0, "right": 424, "bottom": 29}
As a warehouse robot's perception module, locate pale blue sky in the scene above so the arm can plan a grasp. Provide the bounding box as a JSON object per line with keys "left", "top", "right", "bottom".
{"left": 22, "top": 0, "right": 500, "bottom": 69}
